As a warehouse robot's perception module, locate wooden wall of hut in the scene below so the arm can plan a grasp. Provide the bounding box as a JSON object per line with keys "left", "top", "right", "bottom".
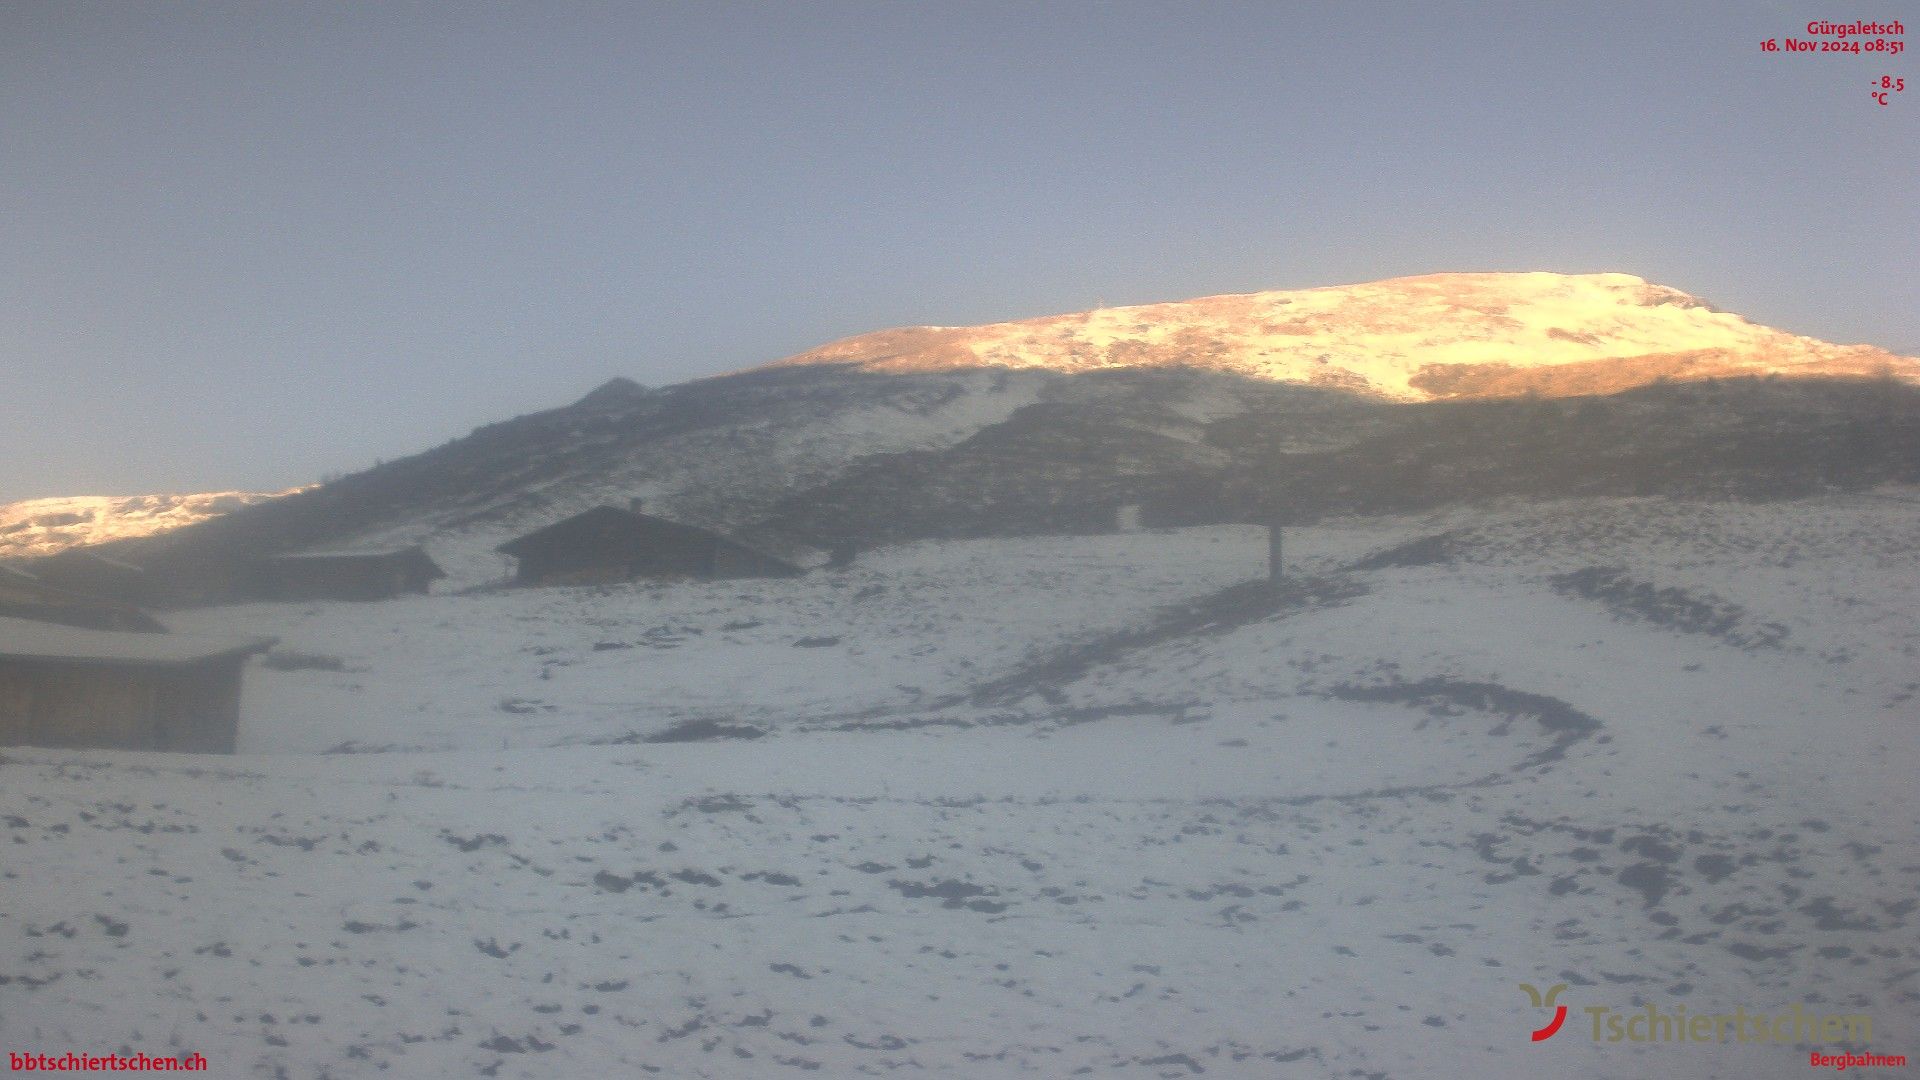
{"left": 0, "top": 656, "right": 245, "bottom": 753}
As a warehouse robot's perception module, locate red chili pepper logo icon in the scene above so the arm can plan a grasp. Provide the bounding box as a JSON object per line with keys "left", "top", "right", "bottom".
{"left": 1521, "top": 983, "right": 1569, "bottom": 1041}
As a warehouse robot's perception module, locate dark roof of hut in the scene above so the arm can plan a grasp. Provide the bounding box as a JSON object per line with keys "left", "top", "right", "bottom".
{"left": 0, "top": 564, "right": 170, "bottom": 633}
{"left": 37, "top": 549, "right": 148, "bottom": 574}
{"left": 264, "top": 544, "right": 444, "bottom": 574}
{"left": 496, "top": 506, "right": 825, "bottom": 572}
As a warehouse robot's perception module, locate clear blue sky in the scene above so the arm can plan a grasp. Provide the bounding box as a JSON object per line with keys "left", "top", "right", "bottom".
{"left": 3, "top": 1, "right": 1914, "bottom": 502}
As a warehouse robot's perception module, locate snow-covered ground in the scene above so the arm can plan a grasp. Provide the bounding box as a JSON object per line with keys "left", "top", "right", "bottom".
{"left": 2, "top": 494, "right": 1916, "bottom": 1078}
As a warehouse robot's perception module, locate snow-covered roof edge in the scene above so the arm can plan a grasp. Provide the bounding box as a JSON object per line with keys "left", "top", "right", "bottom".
{"left": 0, "top": 617, "right": 275, "bottom": 665}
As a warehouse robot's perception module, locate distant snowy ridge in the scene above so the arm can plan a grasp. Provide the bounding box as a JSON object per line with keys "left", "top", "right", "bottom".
{"left": 0, "top": 489, "right": 303, "bottom": 558}
{"left": 764, "top": 272, "right": 1918, "bottom": 399}
{"left": 48, "top": 272, "right": 1920, "bottom": 596}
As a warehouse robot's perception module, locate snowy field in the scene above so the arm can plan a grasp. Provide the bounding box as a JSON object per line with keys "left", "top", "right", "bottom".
{"left": 2, "top": 493, "right": 1917, "bottom": 1078}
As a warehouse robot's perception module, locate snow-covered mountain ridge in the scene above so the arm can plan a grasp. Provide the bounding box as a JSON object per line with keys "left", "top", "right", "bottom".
{"left": 38, "top": 273, "right": 1920, "bottom": 596}
{"left": 0, "top": 489, "right": 301, "bottom": 558}
{"left": 766, "top": 272, "right": 1917, "bottom": 398}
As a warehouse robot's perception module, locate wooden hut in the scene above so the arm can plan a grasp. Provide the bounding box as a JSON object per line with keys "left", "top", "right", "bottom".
{"left": 497, "top": 506, "right": 822, "bottom": 587}
{"left": 0, "top": 564, "right": 168, "bottom": 633}
{"left": 0, "top": 617, "right": 274, "bottom": 753}
{"left": 253, "top": 545, "right": 444, "bottom": 602}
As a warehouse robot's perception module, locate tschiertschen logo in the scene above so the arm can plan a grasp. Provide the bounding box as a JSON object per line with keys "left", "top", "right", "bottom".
{"left": 1520, "top": 982, "right": 1569, "bottom": 1042}
{"left": 1519, "top": 979, "right": 1909, "bottom": 1066}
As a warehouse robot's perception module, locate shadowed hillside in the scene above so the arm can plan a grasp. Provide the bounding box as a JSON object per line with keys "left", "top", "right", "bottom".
{"left": 767, "top": 374, "right": 1920, "bottom": 541}
{"left": 41, "top": 368, "right": 1920, "bottom": 604}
